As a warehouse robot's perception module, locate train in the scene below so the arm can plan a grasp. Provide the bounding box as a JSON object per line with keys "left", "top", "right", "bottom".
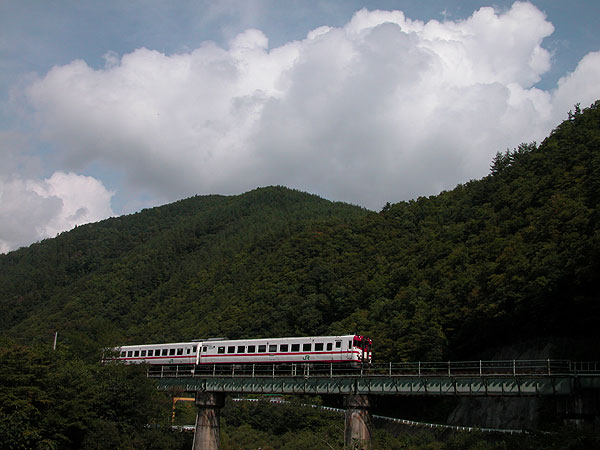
{"left": 110, "top": 334, "right": 372, "bottom": 373}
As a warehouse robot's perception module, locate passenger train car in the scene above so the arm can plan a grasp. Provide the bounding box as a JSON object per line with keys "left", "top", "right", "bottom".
{"left": 110, "top": 335, "right": 372, "bottom": 370}
{"left": 113, "top": 341, "right": 198, "bottom": 366}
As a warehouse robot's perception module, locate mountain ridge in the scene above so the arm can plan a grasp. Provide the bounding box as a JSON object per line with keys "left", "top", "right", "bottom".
{"left": 1, "top": 102, "right": 599, "bottom": 362}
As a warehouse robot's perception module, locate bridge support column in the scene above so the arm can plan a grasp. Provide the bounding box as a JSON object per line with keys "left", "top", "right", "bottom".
{"left": 344, "top": 394, "right": 373, "bottom": 450}
{"left": 558, "top": 389, "right": 600, "bottom": 430}
{"left": 192, "top": 392, "right": 225, "bottom": 450}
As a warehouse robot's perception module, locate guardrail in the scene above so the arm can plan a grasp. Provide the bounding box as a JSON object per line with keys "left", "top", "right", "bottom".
{"left": 147, "top": 359, "right": 600, "bottom": 379}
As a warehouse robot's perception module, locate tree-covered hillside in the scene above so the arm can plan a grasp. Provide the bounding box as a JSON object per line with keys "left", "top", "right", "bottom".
{"left": 0, "top": 188, "right": 366, "bottom": 355}
{"left": 1, "top": 101, "right": 599, "bottom": 362}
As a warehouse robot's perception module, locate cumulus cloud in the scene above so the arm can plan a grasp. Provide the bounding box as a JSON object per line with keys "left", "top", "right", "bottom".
{"left": 23, "top": 1, "right": 600, "bottom": 211}
{"left": 0, "top": 172, "right": 113, "bottom": 253}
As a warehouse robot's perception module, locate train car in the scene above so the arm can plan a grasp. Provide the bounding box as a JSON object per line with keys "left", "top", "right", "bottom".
{"left": 196, "top": 335, "right": 371, "bottom": 366}
{"left": 113, "top": 341, "right": 198, "bottom": 366}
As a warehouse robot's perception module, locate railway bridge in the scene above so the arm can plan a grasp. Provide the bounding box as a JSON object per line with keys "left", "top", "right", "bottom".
{"left": 150, "top": 360, "right": 600, "bottom": 450}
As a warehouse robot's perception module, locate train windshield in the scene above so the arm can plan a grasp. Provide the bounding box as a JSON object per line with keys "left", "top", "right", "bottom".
{"left": 353, "top": 335, "right": 371, "bottom": 348}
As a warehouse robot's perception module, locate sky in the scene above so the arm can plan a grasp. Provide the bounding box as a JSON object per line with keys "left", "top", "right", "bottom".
{"left": 1, "top": 1, "right": 599, "bottom": 253}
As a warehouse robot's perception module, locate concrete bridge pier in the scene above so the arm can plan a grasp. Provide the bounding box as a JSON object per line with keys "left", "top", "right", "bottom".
{"left": 192, "top": 392, "right": 225, "bottom": 450}
{"left": 344, "top": 394, "right": 373, "bottom": 450}
{"left": 558, "top": 389, "right": 600, "bottom": 430}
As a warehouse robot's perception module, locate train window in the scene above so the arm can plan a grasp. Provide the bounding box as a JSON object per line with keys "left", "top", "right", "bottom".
{"left": 258, "top": 345, "right": 267, "bottom": 353}
{"left": 218, "top": 347, "right": 225, "bottom": 354}
{"left": 280, "top": 344, "right": 289, "bottom": 352}
{"left": 127, "top": 351, "right": 133, "bottom": 357}
{"left": 186, "top": 348, "right": 190, "bottom": 354}
{"left": 169, "top": 348, "right": 175, "bottom": 356}
{"left": 177, "top": 348, "right": 183, "bottom": 355}
{"left": 227, "top": 346, "right": 235, "bottom": 354}
{"left": 134, "top": 351, "right": 139, "bottom": 357}
{"left": 336, "top": 341, "right": 341, "bottom": 348}
{"left": 162, "top": 349, "right": 168, "bottom": 356}
{"left": 291, "top": 344, "right": 300, "bottom": 352}
{"left": 141, "top": 350, "right": 146, "bottom": 357}
{"left": 268, "top": 344, "right": 277, "bottom": 352}
{"left": 121, "top": 351, "right": 126, "bottom": 357}
{"left": 247, "top": 345, "right": 256, "bottom": 353}
{"left": 148, "top": 350, "right": 153, "bottom": 356}
{"left": 203, "top": 346, "right": 208, "bottom": 352}
{"left": 315, "top": 343, "right": 324, "bottom": 351}
{"left": 348, "top": 341, "right": 352, "bottom": 348}
{"left": 193, "top": 346, "right": 197, "bottom": 352}
{"left": 303, "top": 343, "right": 311, "bottom": 352}
{"left": 327, "top": 343, "right": 333, "bottom": 351}
{"left": 237, "top": 346, "right": 245, "bottom": 353}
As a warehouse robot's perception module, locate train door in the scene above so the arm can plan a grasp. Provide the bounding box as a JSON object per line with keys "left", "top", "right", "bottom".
{"left": 195, "top": 343, "right": 203, "bottom": 366}
{"left": 364, "top": 339, "right": 372, "bottom": 363}
{"left": 333, "top": 338, "right": 344, "bottom": 360}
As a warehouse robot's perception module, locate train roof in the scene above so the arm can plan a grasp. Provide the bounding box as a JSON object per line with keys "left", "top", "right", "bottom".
{"left": 116, "top": 334, "right": 366, "bottom": 348}
{"left": 196, "top": 335, "right": 356, "bottom": 344}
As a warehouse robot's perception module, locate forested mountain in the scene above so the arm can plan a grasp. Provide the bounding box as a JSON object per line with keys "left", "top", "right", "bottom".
{"left": 1, "top": 101, "right": 599, "bottom": 363}
{"left": 0, "top": 188, "right": 367, "bottom": 355}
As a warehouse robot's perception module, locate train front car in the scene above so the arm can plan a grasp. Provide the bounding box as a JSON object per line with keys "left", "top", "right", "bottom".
{"left": 351, "top": 335, "right": 373, "bottom": 364}
{"left": 194, "top": 334, "right": 372, "bottom": 374}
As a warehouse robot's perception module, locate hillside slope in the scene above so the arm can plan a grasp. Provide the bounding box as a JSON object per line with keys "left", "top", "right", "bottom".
{"left": 0, "top": 187, "right": 367, "bottom": 353}
{"left": 1, "top": 101, "right": 599, "bottom": 361}
{"left": 370, "top": 101, "right": 600, "bottom": 359}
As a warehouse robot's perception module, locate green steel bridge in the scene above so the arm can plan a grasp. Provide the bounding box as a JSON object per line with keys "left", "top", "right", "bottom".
{"left": 151, "top": 359, "right": 600, "bottom": 396}
{"left": 150, "top": 360, "right": 600, "bottom": 449}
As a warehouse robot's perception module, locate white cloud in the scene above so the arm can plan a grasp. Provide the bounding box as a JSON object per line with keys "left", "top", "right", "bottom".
{"left": 0, "top": 172, "right": 113, "bottom": 253}
{"left": 551, "top": 51, "right": 600, "bottom": 116}
{"left": 21, "top": 1, "right": 600, "bottom": 213}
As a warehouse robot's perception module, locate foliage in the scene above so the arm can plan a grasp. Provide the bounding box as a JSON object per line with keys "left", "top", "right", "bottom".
{"left": 0, "top": 340, "right": 190, "bottom": 449}
{"left": 218, "top": 400, "right": 600, "bottom": 449}
{"left": 221, "top": 398, "right": 344, "bottom": 450}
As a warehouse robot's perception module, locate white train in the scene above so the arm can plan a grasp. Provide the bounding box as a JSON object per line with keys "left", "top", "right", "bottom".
{"left": 112, "top": 335, "right": 372, "bottom": 369}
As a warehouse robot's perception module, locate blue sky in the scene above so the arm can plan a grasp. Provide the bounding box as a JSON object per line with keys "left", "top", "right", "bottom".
{"left": 1, "top": 0, "right": 599, "bottom": 252}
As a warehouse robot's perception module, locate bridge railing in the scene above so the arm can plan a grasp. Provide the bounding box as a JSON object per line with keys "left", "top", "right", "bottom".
{"left": 570, "top": 361, "right": 600, "bottom": 373}
{"left": 146, "top": 359, "right": 599, "bottom": 379}
{"left": 364, "top": 359, "right": 573, "bottom": 377}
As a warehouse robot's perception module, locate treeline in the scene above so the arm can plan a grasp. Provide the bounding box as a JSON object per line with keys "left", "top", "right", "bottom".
{"left": 0, "top": 340, "right": 191, "bottom": 449}
{"left": 1, "top": 102, "right": 599, "bottom": 364}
